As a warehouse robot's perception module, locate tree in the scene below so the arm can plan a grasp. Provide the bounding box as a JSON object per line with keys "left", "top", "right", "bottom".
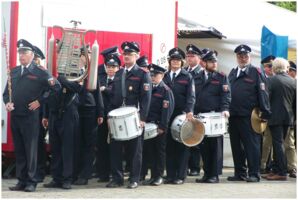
{"left": 268, "top": 1, "right": 296, "bottom": 12}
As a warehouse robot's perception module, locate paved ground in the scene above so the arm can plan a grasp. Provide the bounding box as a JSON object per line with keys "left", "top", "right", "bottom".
{"left": 1, "top": 168, "right": 296, "bottom": 198}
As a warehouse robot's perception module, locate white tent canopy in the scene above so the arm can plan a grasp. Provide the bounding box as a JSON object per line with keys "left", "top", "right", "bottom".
{"left": 178, "top": 0, "right": 297, "bottom": 74}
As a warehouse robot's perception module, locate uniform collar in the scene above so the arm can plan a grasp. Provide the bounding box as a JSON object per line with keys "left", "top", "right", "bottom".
{"left": 170, "top": 68, "right": 181, "bottom": 76}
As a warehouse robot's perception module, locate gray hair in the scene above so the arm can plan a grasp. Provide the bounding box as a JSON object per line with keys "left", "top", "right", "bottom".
{"left": 272, "top": 57, "right": 289, "bottom": 74}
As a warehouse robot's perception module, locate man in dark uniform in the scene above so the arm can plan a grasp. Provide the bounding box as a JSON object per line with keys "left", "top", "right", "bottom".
{"left": 263, "top": 58, "right": 296, "bottom": 181}
{"left": 95, "top": 46, "right": 121, "bottom": 177}
{"left": 141, "top": 63, "right": 174, "bottom": 186}
{"left": 31, "top": 45, "right": 48, "bottom": 183}
{"left": 228, "top": 44, "right": 271, "bottom": 182}
{"left": 73, "top": 46, "right": 105, "bottom": 185}
{"left": 260, "top": 55, "right": 275, "bottom": 174}
{"left": 185, "top": 44, "right": 203, "bottom": 177}
{"left": 97, "top": 53, "right": 121, "bottom": 182}
{"left": 43, "top": 73, "right": 82, "bottom": 189}
{"left": 3, "top": 39, "right": 56, "bottom": 192}
{"left": 193, "top": 50, "right": 231, "bottom": 183}
{"left": 106, "top": 41, "right": 151, "bottom": 189}
{"left": 163, "top": 47, "right": 196, "bottom": 185}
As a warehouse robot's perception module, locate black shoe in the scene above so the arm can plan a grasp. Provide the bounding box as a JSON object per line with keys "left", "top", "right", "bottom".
{"left": 151, "top": 177, "right": 163, "bottom": 186}
{"left": 142, "top": 178, "right": 154, "bottom": 185}
{"left": 9, "top": 183, "right": 26, "bottom": 191}
{"left": 173, "top": 179, "right": 184, "bottom": 185}
{"left": 43, "top": 181, "right": 62, "bottom": 188}
{"left": 205, "top": 176, "right": 219, "bottom": 183}
{"left": 62, "top": 182, "right": 72, "bottom": 189}
{"left": 164, "top": 178, "right": 174, "bottom": 184}
{"left": 195, "top": 175, "right": 208, "bottom": 183}
{"left": 127, "top": 182, "right": 138, "bottom": 189}
{"left": 188, "top": 170, "right": 200, "bottom": 176}
{"left": 227, "top": 175, "right": 247, "bottom": 181}
{"left": 73, "top": 178, "right": 88, "bottom": 185}
{"left": 24, "top": 185, "right": 36, "bottom": 192}
{"left": 106, "top": 180, "right": 123, "bottom": 188}
{"left": 246, "top": 176, "right": 260, "bottom": 182}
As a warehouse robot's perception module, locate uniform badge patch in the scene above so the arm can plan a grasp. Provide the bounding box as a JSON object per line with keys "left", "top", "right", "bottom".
{"left": 143, "top": 83, "right": 150, "bottom": 91}
{"left": 223, "top": 84, "right": 229, "bottom": 92}
{"left": 129, "top": 86, "right": 133, "bottom": 91}
{"left": 163, "top": 100, "right": 169, "bottom": 108}
{"left": 260, "top": 82, "right": 265, "bottom": 90}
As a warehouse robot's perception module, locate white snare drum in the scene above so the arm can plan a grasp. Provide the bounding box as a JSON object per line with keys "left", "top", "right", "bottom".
{"left": 108, "top": 106, "right": 142, "bottom": 141}
{"left": 197, "top": 112, "right": 227, "bottom": 137}
{"left": 171, "top": 114, "right": 205, "bottom": 147}
{"left": 144, "top": 123, "right": 158, "bottom": 140}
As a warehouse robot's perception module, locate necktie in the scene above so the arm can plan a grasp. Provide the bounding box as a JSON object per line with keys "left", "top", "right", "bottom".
{"left": 208, "top": 72, "right": 212, "bottom": 80}
{"left": 172, "top": 72, "right": 176, "bottom": 82}
{"left": 107, "top": 78, "right": 112, "bottom": 85}
{"left": 22, "top": 66, "right": 28, "bottom": 76}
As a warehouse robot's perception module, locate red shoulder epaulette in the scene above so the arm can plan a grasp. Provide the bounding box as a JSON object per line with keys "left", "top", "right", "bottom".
{"left": 37, "top": 65, "right": 47, "bottom": 70}
{"left": 219, "top": 71, "right": 226, "bottom": 76}
{"left": 256, "top": 67, "right": 262, "bottom": 74}
{"left": 140, "top": 67, "right": 149, "bottom": 73}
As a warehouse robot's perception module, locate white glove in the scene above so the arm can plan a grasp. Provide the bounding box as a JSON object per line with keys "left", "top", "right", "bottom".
{"left": 222, "top": 111, "right": 230, "bottom": 118}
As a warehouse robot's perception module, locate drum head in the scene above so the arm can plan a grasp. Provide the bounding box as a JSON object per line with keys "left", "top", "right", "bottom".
{"left": 108, "top": 106, "right": 137, "bottom": 117}
{"left": 181, "top": 119, "right": 205, "bottom": 147}
{"left": 145, "top": 123, "right": 158, "bottom": 131}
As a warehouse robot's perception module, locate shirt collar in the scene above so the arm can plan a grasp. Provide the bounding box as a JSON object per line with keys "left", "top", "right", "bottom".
{"left": 171, "top": 68, "right": 181, "bottom": 76}
{"left": 125, "top": 64, "right": 134, "bottom": 72}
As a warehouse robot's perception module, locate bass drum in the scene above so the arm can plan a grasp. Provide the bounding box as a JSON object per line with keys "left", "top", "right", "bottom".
{"left": 171, "top": 114, "right": 205, "bottom": 147}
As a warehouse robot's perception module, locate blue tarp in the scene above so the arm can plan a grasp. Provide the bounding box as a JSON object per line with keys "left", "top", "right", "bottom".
{"left": 261, "top": 25, "right": 288, "bottom": 59}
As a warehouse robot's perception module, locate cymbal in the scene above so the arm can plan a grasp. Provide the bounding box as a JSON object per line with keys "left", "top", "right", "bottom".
{"left": 251, "top": 107, "right": 267, "bottom": 134}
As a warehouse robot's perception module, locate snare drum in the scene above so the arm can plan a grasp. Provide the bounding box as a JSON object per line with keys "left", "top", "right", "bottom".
{"left": 144, "top": 123, "right": 158, "bottom": 140}
{"left": 108, "top": 106, "right": 142, "bottom": 141}
{"left": 197, "top": 112, "right": 227, "bottom": 137}
{"left": 171, "top": 114, "right": 205, "bottom": 147}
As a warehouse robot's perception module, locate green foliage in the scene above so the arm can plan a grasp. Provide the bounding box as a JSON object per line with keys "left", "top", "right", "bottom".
{"left": 268, "top": 1, "right": 296, "bottom": 12}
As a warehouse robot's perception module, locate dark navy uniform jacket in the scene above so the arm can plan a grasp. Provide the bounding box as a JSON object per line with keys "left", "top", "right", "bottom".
{"left": 228, "top": 64, "right": 271, "bottom": 119}
{"left": 195, "top": 70, "right": 231, "bottom": 113}
{"left": 3, "top": 62, "right": 55, "bottom": 116}
{"left": 147, "top": 81, "right": 175, "bottom": 131}
{"left": 109, "top": 64, "right": 152, "bottom": 121}
{"left": 163, "top": 68, "right": 195, "bottom": 113}
{"left": 43, "top": 76, "right": 82, "bottom": 118}
{"left": 98, "top": 73, "right": 114, "bottom": 116}
{"left": 186, "top": 65, "right": 202, "bottom": 112}
{"left": 78, "top": 78, "right": 104, "bottom": 118}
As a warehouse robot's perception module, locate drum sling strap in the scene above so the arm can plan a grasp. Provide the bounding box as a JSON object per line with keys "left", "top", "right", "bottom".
{"left": 121, "top": 69, "right": 127, "bottom": 106}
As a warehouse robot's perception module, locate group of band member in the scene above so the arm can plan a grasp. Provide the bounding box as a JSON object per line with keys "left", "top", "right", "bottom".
{"left": 3, "top": 38, "right": 296, "bottom": 192}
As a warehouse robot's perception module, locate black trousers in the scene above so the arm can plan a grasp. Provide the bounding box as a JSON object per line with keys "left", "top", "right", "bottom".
{"left": 110, "top": 135, "right": 143, "bottom": 183}
{"left": 166, "top": 111, "right": 190, "bottom": 180}
{"left": 35, "top": 122, "right": 47, "bottom": 181}
{"left": 96, "top": 118, "right": 110, "bottom": 180}
{"left": 201, "top": 136, "right": 223, "bottom": 177}
{"left": 11, "top": 112, "right": 40, "bottom": 186}
{"left": 142, "top": 132, "right": 167, "bottom": 179}
{"left": 76, "top": 108, "right": 98, "bottom": 179}
{"left": 188, "top": 146, "right": 201, "bottom": 172}
{"left": 48, "top": 106, "right": 79, "bottom": 184}
{"left": 229, "top": 116, "right": 261, "bottom": 178}
{"left": 269, "top": 125, "right": 289, "bottom": 176}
